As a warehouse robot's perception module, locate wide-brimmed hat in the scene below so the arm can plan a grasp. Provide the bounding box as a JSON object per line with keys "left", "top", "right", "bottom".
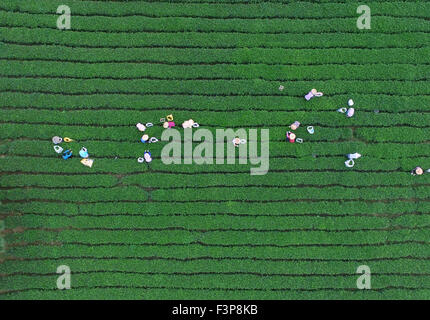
{"left": 416, "top": 167, "right": 424, "bottom": 175}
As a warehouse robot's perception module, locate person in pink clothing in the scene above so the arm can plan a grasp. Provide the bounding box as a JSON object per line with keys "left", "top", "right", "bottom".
{"left": 304, "top": 88, "right": 323, "bottom": 101}
{"left": 163, "top": 121, "right": 176, "bottom": 129}
{"left": 286, "top": 131, "right": 296, "bottom": 143}
{"left": 411, "top": 167, "right": 424, "bottom": 176}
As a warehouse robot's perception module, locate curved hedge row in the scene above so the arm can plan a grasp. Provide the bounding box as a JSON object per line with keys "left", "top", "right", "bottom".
{"left": 3, "top": 60, "right": 430, "bottom": 81}
{"left": 3, "top": 29, "right": 428, "bottom": 49}
{"left": 2, "top": 139, "right": 430, "bottom": 164}
{"left": 3, "top": 10, "right": 430, "bottom": 34}
{"left": 2, "top": 92, "right": 430, "bottom": 112}
{"left": 3, "top": 0, "right": 429, "bottom": 19}
{"left": 3, "top": 42, "right": 429, "bottom": 65}
{"left": 1, "top": 156, "right": 420, "bottom": 174}
{"left": 2, "top": 108, "right": 430, "bottom": 128}
{"left": 3, "top": 171, "right": 430, "bottom": 189}
{"left": 7, "top": 243, "right": 430, "bottom": 263}
{"left": 4, "top": 200, "right": 430, "bottom": 217}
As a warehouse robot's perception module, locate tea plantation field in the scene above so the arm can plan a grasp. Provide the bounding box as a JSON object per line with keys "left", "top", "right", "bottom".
{"left": 1, "top": 0, "right": 430, "bottom": 299}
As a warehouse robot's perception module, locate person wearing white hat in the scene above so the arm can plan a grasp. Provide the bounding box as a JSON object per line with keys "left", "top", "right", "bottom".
{"left": 411, "top": 167, "right": 424, "bottom": 176}
{"left": 136, "top": 123, "right": 146, "bottom": 132}
{"left": 304, "top": 88, "right": 323, "bottom": 101}
{"left": 232, "top": 137, "right": 241, "bottom": 147}
{"left": 144, "top": 150, "right": 152, "bottom": 163}
{"left": 182, "top": 119, "right": 195, "bottom": 129}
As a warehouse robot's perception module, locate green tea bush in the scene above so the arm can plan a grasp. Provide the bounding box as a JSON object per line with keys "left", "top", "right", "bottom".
{"left": 1, "top": 0, "right": 429, "bottom": 300}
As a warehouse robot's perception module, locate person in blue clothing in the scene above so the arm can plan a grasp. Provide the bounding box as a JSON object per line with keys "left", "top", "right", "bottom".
{"left": 62, "top": 150, "right": 72, "bottom": 160}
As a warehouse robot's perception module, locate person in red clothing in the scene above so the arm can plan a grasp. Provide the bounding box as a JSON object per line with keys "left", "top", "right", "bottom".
{"left": 286, "top": 131, "right": 296, "bottom": 143}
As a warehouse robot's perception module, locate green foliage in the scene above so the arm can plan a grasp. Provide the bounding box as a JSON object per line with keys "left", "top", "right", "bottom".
{"left": 1, "top": 0, "right": 430, "bottom": 300}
